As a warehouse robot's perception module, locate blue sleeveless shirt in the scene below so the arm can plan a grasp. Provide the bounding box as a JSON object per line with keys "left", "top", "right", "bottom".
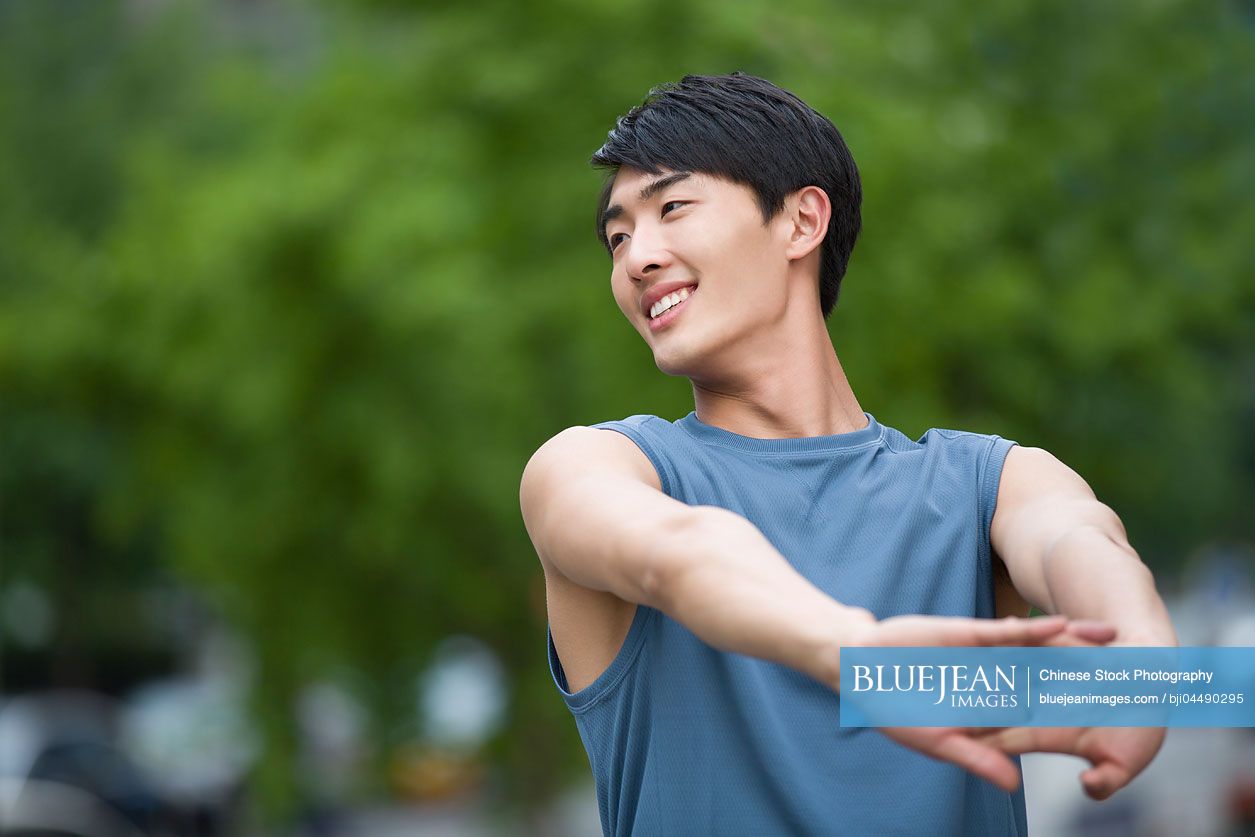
{"left": 546, "top": 410, "right": 1025, "bottom": 836}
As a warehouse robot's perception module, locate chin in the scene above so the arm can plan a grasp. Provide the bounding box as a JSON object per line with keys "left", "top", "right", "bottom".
{"left": 651, "top": 346, "right": 699, "bottom": 378}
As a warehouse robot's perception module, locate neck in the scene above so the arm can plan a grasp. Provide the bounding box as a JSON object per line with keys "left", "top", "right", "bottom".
{"left": 689, "top": 302, "right": 866, "bottom": 439}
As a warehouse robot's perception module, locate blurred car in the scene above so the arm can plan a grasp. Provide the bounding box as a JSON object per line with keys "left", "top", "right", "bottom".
{"left": 0, "top": 690, "right": 165, "bottom": 835}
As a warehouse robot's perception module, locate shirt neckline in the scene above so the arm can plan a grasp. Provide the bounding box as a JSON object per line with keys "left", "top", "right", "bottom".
{"left": 677, "top": 410, "right": 885, "bottom": 454}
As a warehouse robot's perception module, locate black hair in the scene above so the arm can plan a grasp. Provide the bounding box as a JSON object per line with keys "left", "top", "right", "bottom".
{"left": 591, "top": 72, "right": 862, "bottom": 319}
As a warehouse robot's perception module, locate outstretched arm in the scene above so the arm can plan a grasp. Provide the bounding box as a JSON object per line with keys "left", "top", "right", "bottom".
{"left": 990, "top": 444, "right": 1177, "bottom": 646}
{"left": 521, "top": 426, "right": 874, "bottom": 688}
{"left": 985, "top": 444, "right": 1178, "bottom": 798}
{"left": 522, "top": 427, "right": 1097, "bottom": 694}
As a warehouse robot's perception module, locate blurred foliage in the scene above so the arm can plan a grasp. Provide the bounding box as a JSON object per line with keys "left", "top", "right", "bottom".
{"left": 1, "top": 0, "right": 1251, "bottom": 826}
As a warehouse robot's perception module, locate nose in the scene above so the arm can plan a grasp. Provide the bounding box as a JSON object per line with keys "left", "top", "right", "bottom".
{"left": 623, "top": 225, "right": 671, "bottom": 284}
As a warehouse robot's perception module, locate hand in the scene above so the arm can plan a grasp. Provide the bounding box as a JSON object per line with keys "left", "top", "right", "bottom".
{"left": 874, "top": 725, "right": 1025, "bottom": 792}
{"left": 975, "top": 726, "right": 1166, "bottom": 799}
{"left": 841, "top": 614, "right": 1119, "bottom": 792}
{"left": 971, "top": 628, "right": 1172, "bottom": 798}
{"left": 844, "top": 613, "right": 1114, "bottom": 652}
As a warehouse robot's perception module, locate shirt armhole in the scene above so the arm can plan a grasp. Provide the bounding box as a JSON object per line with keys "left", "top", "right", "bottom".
{"left": 976, "top": 435, "right": 1019, "bottom": 608}
{"left": 547, "top": 602, "right": 656, "bottom": 713}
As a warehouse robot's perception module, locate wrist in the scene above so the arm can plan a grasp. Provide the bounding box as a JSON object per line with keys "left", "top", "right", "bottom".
{"left": 815, "top": 605, "right": 877, "bottom": 693}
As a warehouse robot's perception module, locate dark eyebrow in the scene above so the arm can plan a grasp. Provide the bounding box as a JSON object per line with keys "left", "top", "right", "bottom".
{"left": 600, "top": 171, "right": 693, "bottom": 243}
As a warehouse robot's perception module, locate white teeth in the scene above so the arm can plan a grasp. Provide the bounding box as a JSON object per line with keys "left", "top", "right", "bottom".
{"left": 649, "top": 286, "right": 694, "bottom": 319}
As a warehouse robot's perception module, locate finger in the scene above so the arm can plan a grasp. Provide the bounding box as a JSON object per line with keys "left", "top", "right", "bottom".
{"left": 934, "top": 615, "right": 1064, "bottom": 647}
{"left": 1065, "top": 620, "right": 1118, "bottom": 643}
{"left": 932, "top": 734, "right": 1023, "bottom": 793}
{"left": 1080, "top": 762, "right": 1130, "bottom": 801}
{"left": 975, "top": 727, "right": 1035, "bottom": 754}
{"left": 978, "top": 726, "right": 1082, "bottom": 756}
{"left": 966, "top": 725, "right": 1009, "bottom": 736}
{"left": 1039, "top": 631, "right": 1110, "bottom": 649}
{"left": 976, "top": 615, "right": 1069, "bottom": 646}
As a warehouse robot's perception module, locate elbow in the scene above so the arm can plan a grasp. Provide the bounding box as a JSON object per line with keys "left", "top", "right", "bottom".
{"left": 639, "top": 562, "right": 668, "bottom": 610}
{"left": 1043, "top": 513, "right": 1136, "bottom": 564}
{"left": 1042, "top": 524, "right": 1156, "bottom": 592}
{"left": 1084, "top": 502, "right": 1133, "bottom": 550}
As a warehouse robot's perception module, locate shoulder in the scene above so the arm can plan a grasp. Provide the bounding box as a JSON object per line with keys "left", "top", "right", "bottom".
{"left": 999, "top": 443, "right": 1087, "bottom": 482}
{"left": 886, "top": 423, "right": 1017, "bottom": 468}
{"left": 915, "top": 425, "right": 1008, "bottom": 447}
{"left": 589, "top": 413, "right": 668, "bottom": 429}
{"left": 522, "top": 422, "right": 662, "bottom": 495}
{"left": 885, "top": 424, "right": 1025, "bottom": 516}
{"left": 995, "top": 444, "right": 1096, "bottom": 508}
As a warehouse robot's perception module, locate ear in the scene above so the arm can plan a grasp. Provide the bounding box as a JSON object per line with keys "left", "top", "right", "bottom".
{"left": 783, "top": 185, "right": 831, "bottom": 262}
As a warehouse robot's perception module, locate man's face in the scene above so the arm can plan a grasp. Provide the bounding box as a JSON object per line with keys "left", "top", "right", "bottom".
{"left": 602, "top": 167, "right": 792, "bottom": 377}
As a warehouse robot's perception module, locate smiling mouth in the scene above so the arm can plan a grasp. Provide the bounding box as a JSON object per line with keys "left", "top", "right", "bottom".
{"left": 647, "top": 287, "right": 695, "bottom": 331}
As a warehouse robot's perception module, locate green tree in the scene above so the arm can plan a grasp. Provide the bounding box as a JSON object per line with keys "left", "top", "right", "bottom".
{"left": 1, "top": 0, "right": 1250, "bottom": 828}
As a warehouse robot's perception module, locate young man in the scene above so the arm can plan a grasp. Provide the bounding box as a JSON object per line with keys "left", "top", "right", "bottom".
{"left": 519, "top": 73, "right": 1177, "bottom": 835}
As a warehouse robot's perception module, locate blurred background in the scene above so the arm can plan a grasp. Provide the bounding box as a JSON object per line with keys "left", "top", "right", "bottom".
{"left": 0, "top": 0, "right": 1252, "bottom": 834}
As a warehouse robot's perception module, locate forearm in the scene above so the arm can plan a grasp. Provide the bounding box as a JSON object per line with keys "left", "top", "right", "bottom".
{"left": 652, "top": 505, "right": 873, "bottom": 691}
{"left": 1042, "top": 526, "right": 1178, "bottom": 646}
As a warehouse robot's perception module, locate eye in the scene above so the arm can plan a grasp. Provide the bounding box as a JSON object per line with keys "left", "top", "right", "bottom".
{"left": 607, "top": 202, "right": 686, "bottom": 254}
